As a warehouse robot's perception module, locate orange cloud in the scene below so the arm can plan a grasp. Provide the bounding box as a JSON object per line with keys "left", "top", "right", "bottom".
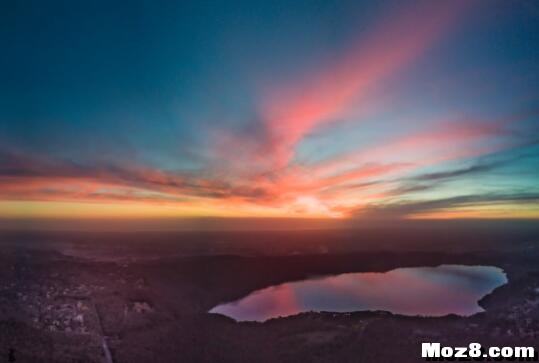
{"left": 0, "top": 111, "right": 522, "bottom": 220}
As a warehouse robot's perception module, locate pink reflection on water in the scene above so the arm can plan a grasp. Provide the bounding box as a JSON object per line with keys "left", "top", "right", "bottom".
{"left": 209, "top": 265, "right": 507, "bottom": 322}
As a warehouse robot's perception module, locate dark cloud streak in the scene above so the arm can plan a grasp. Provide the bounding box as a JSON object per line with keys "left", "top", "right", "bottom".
{"left": 357, "top": 191, "right": 539, "bottom": 219}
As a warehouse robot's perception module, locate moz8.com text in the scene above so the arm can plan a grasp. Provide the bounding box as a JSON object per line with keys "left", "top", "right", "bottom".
{"left": 422, "top": 343, "right": 537, "bottom": 361}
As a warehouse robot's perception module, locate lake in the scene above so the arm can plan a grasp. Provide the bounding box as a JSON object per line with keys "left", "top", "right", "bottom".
{"left": 209, "top": 265, "right": 507, "bottom": 322}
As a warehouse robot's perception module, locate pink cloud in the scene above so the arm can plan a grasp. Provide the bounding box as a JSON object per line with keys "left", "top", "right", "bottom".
{"left": 260, "top": 1, "right": 472, "bottom": 168}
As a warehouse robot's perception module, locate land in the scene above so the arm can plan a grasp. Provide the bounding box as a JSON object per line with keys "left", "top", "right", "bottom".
{"left": 1, "top": 223, "right": 538, "bottom": 362}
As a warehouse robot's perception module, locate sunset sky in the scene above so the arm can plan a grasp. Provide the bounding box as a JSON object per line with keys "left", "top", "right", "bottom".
{"left": 1, "top": 0, "right": 539, "bottom": 228}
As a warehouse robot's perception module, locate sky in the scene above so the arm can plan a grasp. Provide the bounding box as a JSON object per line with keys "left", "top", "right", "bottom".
{"left": 1, "top": 0, "right": 539, "bottom": 228}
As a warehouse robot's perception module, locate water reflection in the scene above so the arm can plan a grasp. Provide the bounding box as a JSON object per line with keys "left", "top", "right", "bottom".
{"left": 209, "top": 265, "right": 507, "bottom": 322}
